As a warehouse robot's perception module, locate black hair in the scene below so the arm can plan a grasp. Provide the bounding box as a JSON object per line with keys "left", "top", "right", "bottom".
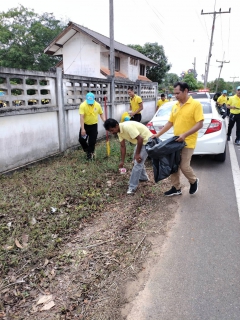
{"left": 128, "top": 86, "right": 134, "bottom": 91}
{"left": 173, "top": 81, "right": 190, "bottom": 92}
{"left": 104, "top": 118, "right": 119, "bottom": 130}
{"left": 161, "top": 93, "right": 165, "bottom": 98}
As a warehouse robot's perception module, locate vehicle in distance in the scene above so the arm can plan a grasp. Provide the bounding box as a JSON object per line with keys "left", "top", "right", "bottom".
{"left": 146, "top": 99, "right": 226, "bottom": 162}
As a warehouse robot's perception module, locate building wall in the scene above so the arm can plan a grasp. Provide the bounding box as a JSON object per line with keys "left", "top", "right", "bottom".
{"left": 63, "top": 32, "right": 104, "bottom": 78}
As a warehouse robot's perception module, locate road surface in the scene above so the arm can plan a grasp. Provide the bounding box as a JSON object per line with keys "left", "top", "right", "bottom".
{"left": 126, "top": 139, "right": 240, "bottom": 320}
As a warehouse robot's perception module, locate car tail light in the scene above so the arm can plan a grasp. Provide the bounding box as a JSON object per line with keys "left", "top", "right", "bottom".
{"left": 146, "top": 122, "right": 156, "bottom": 134}
{"left": 204, "top": 119, "right": 222, "bottom": 134}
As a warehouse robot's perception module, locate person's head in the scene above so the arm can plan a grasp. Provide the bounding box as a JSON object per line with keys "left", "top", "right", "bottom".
{"left": 104, "top": 118, "right": 120, "bottom": 134}
{"left": 236, "top": 86, "right": 240, "bottom": 97}
{"left": 222, "top": 90, "right": 227, "bottom": 96}
{"left": 168, "top": 94, "right": 172, "bottom": 99}
{"left": 161, "top": 93, "right": 166, "bottom": 101}
{"left": 127, "top": 86, "right": 135, "bottom": 98}
{"left": 86, "top": 92, "right": 95, "bottom": 105}
{"left": 173, "top": 82, "right": 190, "bottom": 102}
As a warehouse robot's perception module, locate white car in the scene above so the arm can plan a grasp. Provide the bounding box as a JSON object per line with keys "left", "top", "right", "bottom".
{"left": 146, "top": 99, "right": 227, "bottom": 162}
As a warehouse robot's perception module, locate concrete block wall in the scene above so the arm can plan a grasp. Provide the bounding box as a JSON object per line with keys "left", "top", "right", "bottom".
{"left": 0, "top": 67, "right": 157, "bottom": 173}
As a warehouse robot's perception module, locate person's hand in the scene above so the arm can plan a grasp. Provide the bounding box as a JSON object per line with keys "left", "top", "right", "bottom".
{"left": 119, "top": 161, "right": 124, "bottom": 168}
{"left": 134, "top": 153, "right": 142, "bottom": 163}
{"left": 175, "top": 134, "right": 186, "bottom": 142}
{"left": 151, "top": 134, "right": 159, "bottom": 139}
{"left": 81, "top": 129, "right": 86, "bottom": 136}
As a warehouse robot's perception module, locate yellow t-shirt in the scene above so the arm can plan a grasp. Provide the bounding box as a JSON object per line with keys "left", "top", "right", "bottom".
{"left": 118, "top": 122, "right": 152, "bottom": 145}
{"left": 217, "top": 95, "right": 228, "bottom": 105}
{"left": 228, "top": 95, "right": 240, "bottom": 114}
{"left": 169, "top": 97, "right": 204, "bottom": 149}
{"left": 120, "top": 111, "right": 130, "bottom": 123}
{"left": 79, "top": 100, "right": 103, "bottom": 125}
{"left": 157, "top": 99, "right": 169, "bottom": 109}
{"left": 130, "top": 95, "right": 142, "bottom": 114}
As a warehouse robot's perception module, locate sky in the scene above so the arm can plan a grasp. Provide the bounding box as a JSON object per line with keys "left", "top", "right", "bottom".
{"left": 1, "top": 0, "right": 239, "bottom": 85}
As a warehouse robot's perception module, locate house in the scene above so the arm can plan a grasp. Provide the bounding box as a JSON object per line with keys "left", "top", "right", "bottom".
{"left": 44, "top": 21, "right": 157, "bottom": 82}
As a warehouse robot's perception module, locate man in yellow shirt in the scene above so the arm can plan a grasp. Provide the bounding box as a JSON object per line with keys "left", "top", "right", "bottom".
{"left": 152, "top": 82, "right": 204, "bottom": 196}
{"left": 104, "top": 118, "right": 152, "bottom": 194}
{"left": 79, "top": 92, "right": 105, "bottom": 160}
{"left": 217, "top": 89, "right": 228, "bottom": 114}
{"left": 156, "top": 94, "right": 169, "bottom": 112}
{"left": 128, "top": 86, "right": 143, "bottom": 122}
{"left": 226, "top": 86, "right": 240, "bottom": 144}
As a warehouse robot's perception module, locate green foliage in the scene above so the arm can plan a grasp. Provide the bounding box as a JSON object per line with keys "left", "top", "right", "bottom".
{"left": 159, "top": 73, "right": 179, "bottom": 91}
{"left": 128, "top": 42, "right": 171, "bottom": 83}
{"left": 182, "top": 73, "right": 199, "bottom": 91}
{"left": 0, "top": 5, "right": 66, "bottom": 71}
{"left": 207, "top": 78, "right": 233, "bottom": 93}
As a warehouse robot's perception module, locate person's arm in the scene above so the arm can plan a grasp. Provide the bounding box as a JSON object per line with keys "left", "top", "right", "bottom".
{"left": 119, "top": 140, "right": 126, "bottom": 168}
{"left": 134, "top": 135, "right": 144, "bottom": 163}
{"left": 175, "top": 120, "right": 204, "bottom": 142}
{"left": 80, "top": 114, "right": 86, "bottom": 136}
{"left": 131, "top": 102, "right": 143, "bottom": 116}
{"left": 100, "top": 113, "right": 105, "bottom": 122}
{"left": 151, "top": 121, "right": 173, "bottom": 138}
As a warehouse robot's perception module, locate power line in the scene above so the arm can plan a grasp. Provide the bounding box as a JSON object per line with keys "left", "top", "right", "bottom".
{"left": 201, "top": 7, "right": 231, "bottom": 89}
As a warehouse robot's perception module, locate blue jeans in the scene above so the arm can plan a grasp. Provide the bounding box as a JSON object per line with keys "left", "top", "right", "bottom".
{"left": 129, "top": 145, "right": 149, "bottom": 190}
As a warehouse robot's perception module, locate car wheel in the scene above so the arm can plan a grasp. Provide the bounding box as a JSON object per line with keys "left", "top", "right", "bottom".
{"left": 214, "top": 146, "right": 226, "bottom": 162}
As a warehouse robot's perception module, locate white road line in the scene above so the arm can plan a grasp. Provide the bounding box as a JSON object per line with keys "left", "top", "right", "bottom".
{"left": 226, "top": 119, "right": 240, "bottom": 218}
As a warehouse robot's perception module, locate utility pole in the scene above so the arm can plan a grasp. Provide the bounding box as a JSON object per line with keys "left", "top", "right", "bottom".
{"left": 215, "top": 53, "right": 230, "bottom": 93}
{"left": 201, "top": 7, "right": 231, "bottom": 89}
{"left": 109, "top": 0, "right": 115, "bottom": 118}
{"left": 192, "top": 57, "right": 196, "bottom": 77}
{"left": 230, "top": 76, "right": 239, "bottom": 91}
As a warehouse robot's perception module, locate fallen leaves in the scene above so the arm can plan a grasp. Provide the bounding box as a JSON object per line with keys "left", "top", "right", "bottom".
{"left": 33, "top": 294, "right": 55, "bottom": 312}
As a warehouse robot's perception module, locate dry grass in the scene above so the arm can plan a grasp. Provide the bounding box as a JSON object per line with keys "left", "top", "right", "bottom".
{"left": 0, "top": 136, "right": 176, "bottom": 319}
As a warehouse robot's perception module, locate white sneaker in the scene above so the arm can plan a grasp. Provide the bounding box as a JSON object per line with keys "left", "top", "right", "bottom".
{"left": 127, "top": 188, "right": 135, "bottom": 195}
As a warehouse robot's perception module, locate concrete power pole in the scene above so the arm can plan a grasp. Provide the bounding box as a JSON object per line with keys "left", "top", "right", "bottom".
{"left": 230, "top": 76, "right": 239, "bottom": 91}
{"left": 201, "top": 8, "right": 231, "bottom": 89}
{"left": 192, "top": 57, "right": 196, "bottom": 77}
{"left": 215, "top": 54, "right": 230, "bottom": 93}
{"left": 109, "top": 0, "right": 115, "bottom": 118}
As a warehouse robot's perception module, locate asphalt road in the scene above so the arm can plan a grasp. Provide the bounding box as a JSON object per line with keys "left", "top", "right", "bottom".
{"left": 127, "top": 145, "right": 240, "bottom": 320}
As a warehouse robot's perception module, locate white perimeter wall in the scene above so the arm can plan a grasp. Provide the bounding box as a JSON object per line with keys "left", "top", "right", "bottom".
{"left": 0, "top": 112, "right": 59, "bottom": 172}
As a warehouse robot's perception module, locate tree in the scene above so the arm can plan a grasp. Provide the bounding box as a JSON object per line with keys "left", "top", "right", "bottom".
{"left": 182, "top": 73, "right": 198, "bottom": 91}
{"left": 207, "top": 78, "right": 233, "bottom": 93}
{"left": 0, "top": 5, "right": 66, "bottom": 71}
{"left": 128, "top": 42, "right": 171, "bottom": 83}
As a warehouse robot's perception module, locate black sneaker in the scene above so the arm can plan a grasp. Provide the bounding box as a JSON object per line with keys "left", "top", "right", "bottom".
{"left": 164, "top": 186, "right": 182, "bottom": 196}
{"left": 189, "top": 178, "right": 199, "bottom": 195}
{"left": 227, "top": 135, "right": 230, "bottom": 141}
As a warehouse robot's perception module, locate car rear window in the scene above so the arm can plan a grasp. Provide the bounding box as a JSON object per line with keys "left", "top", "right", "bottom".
{"left": 189, "top": 94, "right": 209, "bottom": 99}
{"left": 201, "top": 101, "right": 212, "bottom": 114}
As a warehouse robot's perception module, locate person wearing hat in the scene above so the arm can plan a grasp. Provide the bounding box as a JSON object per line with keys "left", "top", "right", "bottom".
{"left": 217, "top": 90, "right": 228, "bottom": 114}
{"left": 156, "top": 93, "right": 169, "bottom": 112}
{"left": 127, "top": 86, "right": 143, "bottom": 122}
{"left": 226, "top": 86, "right": 240, "bottom": 145}
{"left": 79, "top": 92, "right": 105, "bottom": 160}
{"left": 168, "top": 94, "right": 173, "bottom": 101}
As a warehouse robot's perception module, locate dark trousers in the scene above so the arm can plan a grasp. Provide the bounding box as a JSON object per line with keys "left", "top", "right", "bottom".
{"left": 227, "top": 113, "right": 240, "bottom": 141}
{"left": 79, "top": 123, "right": 98, "bottom": 155}
{"left": 130, "top": 114, "right": 142, "bottom": 122}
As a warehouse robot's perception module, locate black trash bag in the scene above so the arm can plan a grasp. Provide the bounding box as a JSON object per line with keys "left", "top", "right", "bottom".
{"left": 145, "top": 136, "right": 186, "bottom": 183}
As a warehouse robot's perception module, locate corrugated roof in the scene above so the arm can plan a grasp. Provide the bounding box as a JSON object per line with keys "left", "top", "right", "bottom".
{"left": 45, "top": 22, "right": 158, "bottom": 66}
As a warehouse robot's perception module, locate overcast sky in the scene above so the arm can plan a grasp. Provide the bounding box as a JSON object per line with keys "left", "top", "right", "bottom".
{"left": 1, "top": 0, "right": 239, "bottom": 84}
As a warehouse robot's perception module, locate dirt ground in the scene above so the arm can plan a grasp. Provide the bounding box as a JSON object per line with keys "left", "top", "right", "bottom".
{"left": 0, "top": 155, "right": 178, "bottom": 320}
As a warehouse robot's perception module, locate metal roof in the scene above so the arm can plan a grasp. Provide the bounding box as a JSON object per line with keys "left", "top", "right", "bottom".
{"left": 44, "top": 22, "right": 158, "bottom": 66}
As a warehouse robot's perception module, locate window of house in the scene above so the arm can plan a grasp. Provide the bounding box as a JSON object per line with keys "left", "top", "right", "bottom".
{"left": 108, "top": 56, "right": 120, "bottom": 71}
{"left": 130, "top": 58, "right": 138, "bottom": 66}
{"left": 140, "top": 64, "right": 145, "bottom": 76}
